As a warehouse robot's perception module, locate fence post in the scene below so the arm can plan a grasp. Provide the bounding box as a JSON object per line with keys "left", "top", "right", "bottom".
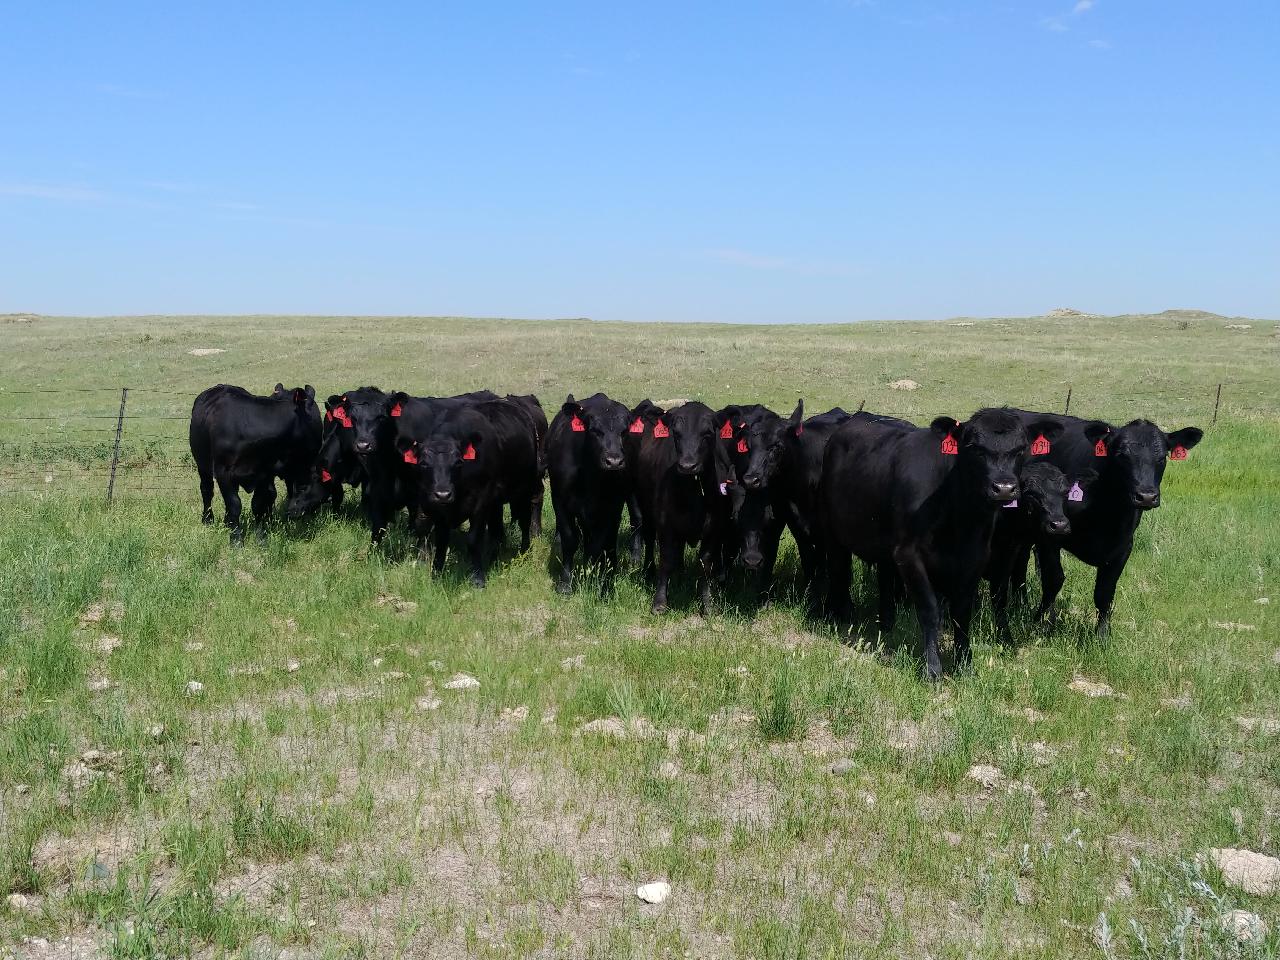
{"left": 1064, "top": 386, "right": 1072, "bottom": 415}
{"left": 107, "top": 387, "right": 128, "bottom": 503}
{"left": 1212, "top": 383, "right": 1222, "bottom": 426}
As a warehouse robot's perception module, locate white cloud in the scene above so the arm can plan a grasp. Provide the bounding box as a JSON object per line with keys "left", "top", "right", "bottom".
{"left": 0, "top": 182, "right": 108, "bottom": 203}
{"left": 1073, "top": 0, "right": 1096, "bottom": 13}
{"left": 1088, "top": 38, "right": 1111, "bottom": 49}
{"left": 1042, "top": 16, "right": 1069, "bottom": 32}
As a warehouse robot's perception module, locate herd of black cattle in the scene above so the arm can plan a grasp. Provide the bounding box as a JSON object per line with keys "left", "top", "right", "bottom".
{"left": 189, "top": 383, "right": 1203, "bottom": 679}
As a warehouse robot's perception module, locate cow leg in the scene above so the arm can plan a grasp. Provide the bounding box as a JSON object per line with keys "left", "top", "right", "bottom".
{"left": 894, "top": 550, "right": 942, "bottom": 681}
{"left": 949, "top": 581, "right": 980, "bottom": 672}
{"left": 511, "top": 497, "right": 533, "bottom": 553}
{"left": 215, "top": 472, "right": 244, "bottom": 546}
{"left": 755, "top": 522, "right": 784, "bottom": 604}
{"left": 1033, "top": 544, "right": 1066, "bottom": 628}
{"left": 487, "top": 507, "right": 506, "bottom": 560}
{"left": 250, "top": 478, "right": 277, "bottom": 544}
{"left": 652, "top": 532, "right": 682, "bottom": 614}
{"left": 466, "top": 514, "right": 489, "bottom": 588}
{"left": 198, "top": 466, "right": 215, "bottom": 524}
{"left": 627, "top": 496, "right": 644, "bottom": 565}
{"left": 1010, "top": 540, "right": 1032, "bottom": 605}
{"left": 529, "top": 480, "right": 544, "bottom": 539}
{"left": 432, "top": 521, "right": 450, "bottom": 573}
{"left": 986, "top": 543, "right": 1015, "bottom": 644}
{"left": 367, "top": 493, "right": 390, "bottom": 545}
{"left": 825, "top": 542, "right": 854, "bottom": 621}
{"left": 876, "top": 562, "right": 899, "bottom": 634}
{"left": 1092, "top": 549, "right": 1131, "bottom": 639}
{"left": 696, "top": 539, "right": 717, "bottom": 616}
{"left": 553, "top": 501, "right": 580, "bottom": 594}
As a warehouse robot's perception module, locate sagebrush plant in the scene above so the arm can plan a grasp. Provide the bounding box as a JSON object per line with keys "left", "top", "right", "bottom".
{"left": 0, "top": 312, "right": 1277, "bottom": 958}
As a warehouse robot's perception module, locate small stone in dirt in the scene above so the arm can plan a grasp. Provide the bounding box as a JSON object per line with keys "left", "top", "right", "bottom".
{"left": 15, "top": 783, "right": 30, "bottom": 795}
{"left": 1255, "top": 597, "right": 1270, "bottom": 604}
{"left": 1224, "top": 323, "right": 1252, "bottom": 331}
{"left": 501, "top": 705, "right": 529, "bottom": 724}
{"left": 1234, "top": 716, "right": 1280, "bottom": 735}
{"left": 6, "top": 892, "right": 33, "bottom": 912}
{"left": 370, "top": 657, "right": 385, "bottom": 668}
{"left": 726, "top": 664, "right": 749, "bottom": 678}
{"left": 1220, "top": 909, "right": 1268, "bottom": 942}
{"left": 428, "top": 659, "right": 445, "bottom": 671}
{"left": 636, "top": 881, "right": 671, "bottom": 904}
{"left": 1161, "top": 694, "right": 1193, "bottom": 710}
{"left": 1113, "top": 877, "right": 1133, "bottom": 900}
{"left": 1027, "top": 741, "right": 1057, "bottom": 766}
{"left": 186, "top": 680, "right": 204, "bottom": 695}
{"left": 560, "top": 654, "right": 586, "bottom": 671}
{"left": 1014, "top": 878, "right": 1034, "bottom": 906}
{"left": 1023, "top": 707, "right": 1045, "bottom": 723}
{"left": 188, "top": 347, "right": 226, "bottom": 355}
{"left": 942, "top": 831, "right": 962, "bottom": 847}
{"left": 233, "top": 569, "right": 255, "bottom": 585}
{"left": 87, "top": 675, "right": 114, "bottom": 693}
{"left": 79, "top": 603, "right": 105, "bottom": 626}
{"left": 147, "top": 724, "right": 164, "bottom": 739}
{"left": 416, "top": 696, "right": 443, "bottom": 711}
{"left": 889, "top": 378, "right": 919, "bottom": 391}
{"left": 444, "top": 672, "right": 480, "bottom": 690}
{"left": 285, "top": 659, "right": 300, "bottom": 673}
{"left": 1213, "top": 621, "right": 1256, "bottom": 632}
{"left": 1068, "top": 676, "right": 1115, "bottom": 698}
{"left": 657, "top": 760, "right": 680, "bottom": 780}
{"left": 829, "top": 758, "right": 857, "bottom": 776}
{"left": 380, "top": 670, "right": 408, "bottom": 682}
{"left": 184, "top": 641, "right": 204, "bottom": 652}
{"left": 96, "top": 635, "right": 123, "bottom": 654}
{"left": 966, "top": 764, "right": 1004, "bottom": 790}
{"left": 1209, "top": 848, "right": 1280, "bottom": 895}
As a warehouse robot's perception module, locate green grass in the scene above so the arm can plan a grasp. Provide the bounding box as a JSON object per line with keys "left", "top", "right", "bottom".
{"left": 1, "top": 310, "right": 1278, "bottom": 958}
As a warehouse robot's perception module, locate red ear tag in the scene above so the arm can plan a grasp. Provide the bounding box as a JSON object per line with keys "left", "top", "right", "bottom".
{"left": 941, "top": 434, "right": 959, "bottom": 456}
{"left": 653, "top": 420, "right": 670, "bottom": 438}
{"left": 1094, "top": 439, "right": 1108, "bottom": 457}
{"left": 324, "top": 410, "right": 333, "bottom": 423}
{"left": 462, "top": 443, "right": 477, "bottom": 461}
{"left": 629, "top": 417, "right": 644, "bottom": 434}
{"left": 570, "top": 415, "right": 585, "bottom": 432}
{"left": 332, "top": 406, "right": 352, "bottom": 428}
{"left": 1169, "top": 445, "right": 1187, "bottom": 461}
{"left": 719, "top": 421, "right": 734, "bottom": 439}
{"left": 390, "top": 402, "right": 402, "bottom": 417}
{"left": 1030, "top": 434, "right": 1051, "bottom": 456}
{"left": 320, "top": 468, "right": 333, "bottom": 483}
{"left": 736, "top": 438, "right": 748, "bottom": 454}
{"left": 402, "top": 448, "right": 418, "bottom": 465}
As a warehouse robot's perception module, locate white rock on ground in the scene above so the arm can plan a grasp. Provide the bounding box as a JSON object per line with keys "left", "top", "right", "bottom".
{"left": 185, "top": 680, "right": 204, "bottom": 695}
{"left": 285, "top": 659, "right": 300, "bottom": 673}
{"left": 1219, "top": 909, "right": 1269, "bottom": 942}
{"left": 636, "top": 881, "right": 671, "bottom": 904}
{"left": 188, "top": 348, "right": 226, "bottom": 355}
{"left": 1213, "top": 621, "right": 1256, "bottom": 632}
{"left": 96, "top": 635, "right": 123, "bottom": 653}
{"left": 966, "top": 764, "right": 1004, "bottom": 789}
{"left": 1234, "top": 717, "right": 1280, "bottom": 735}
{"left": 444, "top": 673, "right": 480, "bottom": 690}
{"left": 1209, "top": 848, "right": 1280, "bottom": 895}
{"left": 889, "top": 379, "right": 919, "bottom": 391}
{"left": 415, "top": 696, "right": 443, "bottom": 711}
{"left": 1068, "top": 676, "right": 1115, "bottom": 697}
{"left": 560, "top": 654, "right": 586, "bottom": 671}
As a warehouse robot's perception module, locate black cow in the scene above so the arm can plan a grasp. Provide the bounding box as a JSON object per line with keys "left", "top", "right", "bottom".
{"left": 505, "top": 394, "right": 548, "bottom": 538}
{"left": 546, "top": 392, "right": 634, "bottom": 593}
{"left": 189, "top": 383, "right": 321, "bottom": 544}
{"left": 394, "top": 398, "right": 540, "bottom": 586}
{"left": 633, "top": 402, "right": 732, "bottom": 614}
{"left": 821, "top": 408, "right": 1064, "bottom": 680}
{"left": 1007, "top": 411, "right": 1203, "bottom": 636}
{"left": 622, "top": 399, "right": 665, "bottom": 562}
{"left": 985, "top": 460, "right": 1093, "bottom": 639}
{"left": 285, "top": 386, "right": 388, "bottom": 521}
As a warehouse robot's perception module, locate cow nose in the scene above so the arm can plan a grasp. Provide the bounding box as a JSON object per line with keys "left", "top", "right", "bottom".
{"left": 1133, "top": 489, "right": 1160, "bottom": 509}
{"left": 741, "top": 550, "right": 763, "bottom": 570}
{"left": 433, "top": 489, "right": 453, "bottom": 502}
{"left": 354, "top": 440, "right": 372, "bottom": 453}
{"left": 990, "top": 480, "right": 1017, "bottom": 501}
{"left": 677, "top": 460, "right": 699, "bottom": 474}
{"left": 742, "top": 473, "right": 761, "bottom": 489}
{"left": 602, "top": 455, "right": 624, "bottom": 470}
{"left": 1047, "top": 518, "right": 1069, "bottom": 534}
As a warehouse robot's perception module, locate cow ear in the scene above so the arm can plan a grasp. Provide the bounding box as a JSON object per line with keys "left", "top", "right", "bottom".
{"left": 560, "top": 398, "right": 581, "bottom": 417}
{"left": 325, "top": 394, "right": 342, "bottom": 410}
{"left": 1025, "top": 418, "right": 1064, "bottom": 445}
{"left": 304, "top": 385, "right": 315, "bottom": 401}
{"left": 1082, "top": 421, "right": 1112, "bottom": 444}
{"left": 385, "top": 391, "right": 409, "bottom": 414}
{"left": 632, "top": 399, "right": 661, "bottom": 420}
{"left": 272, "top": 383, "right": 286, "bottom": 398}
{"left": 292, "top": 388, "right": 306, "bottom": 404}
{"left": 395, "top": 436, "right": 415, "bottom": 454}
{"left": 788, "top": 400, "right": 804, "bottom": 428}
{"left": 930, "top": 416, "right": 960, "bottom": 436}
{"left": 1165, "top": 427, "right": 1203, "bottom": 452}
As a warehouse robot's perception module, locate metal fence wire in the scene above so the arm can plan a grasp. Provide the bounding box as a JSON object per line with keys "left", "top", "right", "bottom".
{"left": 0, "top": 384, "right": 1228, "bottom": 501}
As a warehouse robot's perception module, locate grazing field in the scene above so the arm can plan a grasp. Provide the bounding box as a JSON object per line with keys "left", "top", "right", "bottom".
{"left": 1, "top": 310, "right": 1278, "bottom": 959}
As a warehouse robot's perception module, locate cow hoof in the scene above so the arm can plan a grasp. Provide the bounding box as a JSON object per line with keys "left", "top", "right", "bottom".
{"left": 650, "top": 600, "right": 668, "bottom": 615}
{"left": 555, "top": 579, "right": 573, "bottom": 596}
{"left": 469, "top": 574, "right": 487, "bottom": 589}
{"left": 201, "top": 513, "right": 214, "bottom": 525}
{"left": 229, "top": 529, "right": 245, "bottom": 548}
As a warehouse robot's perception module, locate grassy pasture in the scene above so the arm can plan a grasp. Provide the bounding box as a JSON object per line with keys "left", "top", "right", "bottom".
{"left": 1, "top": 310, "right": 1278, "bottom": 959}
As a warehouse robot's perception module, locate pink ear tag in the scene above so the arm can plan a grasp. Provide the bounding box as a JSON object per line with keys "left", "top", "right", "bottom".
{"left": 653, "top": 420, "right": 669, "bottom": 438}
{"left": 1068, "top": 482, "right": 1084, "bottom": 502}
{"left": 736, "top": 438, "right": 748, "bottom": 454}
{"left": 719, "top": 421, "right": 733, "bottom": 439}
{"left": 1094, "top": 439, "right": 1108, "bottom": 457}
{"left": 570, "top": 415, "right": 585, "bottom": 432}
{"left": 320, "top": 468, "right": 333, "bottom": 483}
{"left": 1169, "top": 445, "right": 1187, "bottom": 461}
{"left": 1030, "top": 434, "right": 1050, "bottom": 455}
{"left": 941, "top": 434, "right": 958, "bottom": 456}
{"left": 1002, "top": 499, "right": 1018, "bottom": 509}
{"left": 402, "top": 448, "right": 418, "bottom": 465}
{"left": 629, "top": 417, "right": 644, "bottom": 434}
{"left": 390, "top": 402, "right": 402, "bottom": 417}
{"left": 463, "top": 444, "right": 477, "bottom": 461}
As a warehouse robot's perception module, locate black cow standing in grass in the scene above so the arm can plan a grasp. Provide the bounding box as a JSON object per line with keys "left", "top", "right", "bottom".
{"left": 1006, "top": 411, "right": 1203, "bottom": 636}
{"left": 984, "top": 460, "right": 1091, "bottom": 639}
{"left": 546, "top": 393, "right": 633, "bottom": 593}
{"left": 821, "top": 408, "right": 1064, "bottom": 680}
{"left": 504, "top": 394, "right": 548, "bottom": 538}
{"left": 622, "top": 399, "right": 666, "bottom": 560}
{"left": 190, "top": 383, "right": 321, "bottom": 544}
{"left": 633, "top": 402, "right": 732, "bottom": 614}
{"left": 394, "top": 398, "right": 540, "bottom": 586}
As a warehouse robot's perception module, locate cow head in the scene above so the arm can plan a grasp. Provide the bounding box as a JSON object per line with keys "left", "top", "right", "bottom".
{"left": 396, "top": 427, "right": 480, "bottom": 505}
{"left": 733, "top": 486, "right": 772, "bottom": 571}
{"left": 937, "top": 408, "right": 1065, "bottom": 504}
{"left": 561, "top": 394, "right": 629, "bottom": 471}
{"left": 1092, "top": 420, "right": 1203, "bottom": 510}
{"left": 1016, "top": 461, "right": 1091, "bottom": 536}
{"left": 285, "top": 437, "right": 342, "bottom": 518}
{"left": 666, "top": 402, "right": 718, "bottom": 476}
{"left": 721, "top": 400, "right": 803, "bottom": 491}
{"left": 317, "top": 387, "right": 386, "bottom": 459}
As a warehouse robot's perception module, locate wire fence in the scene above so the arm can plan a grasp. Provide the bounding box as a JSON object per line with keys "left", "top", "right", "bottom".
{"left": 0, "top": 383, "right": 1230, "bottom": 501}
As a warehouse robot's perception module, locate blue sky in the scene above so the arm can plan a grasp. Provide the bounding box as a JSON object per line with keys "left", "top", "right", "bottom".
{"left": 1, "top": 1, "right": 1277, "bottom": 322}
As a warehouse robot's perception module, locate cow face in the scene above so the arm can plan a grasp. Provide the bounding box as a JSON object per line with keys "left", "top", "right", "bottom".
{"left": 727, "top": 401, "right": 802, "bottom": 491}
{"left": 1093, "top": 420, "right": 1203, "bottom": 510}
{"left": 397, "top": 432, "right": 480, "bottom": 505}
{"left": 667, "top": 403, "right": 717, "bottom": 476}
{"left": 562, "top": 396, "right": 629, "bottom": 471}
{"left": 1017, "top": 462, "right": 1086, "bottom": 536}
{"left": 321, "top": 389, "right": 386, "bottom": 458}
{"left": 733, "top": 486, "right": 772, "bottom": 570}
{"left": 938, "top": 409, "right": 1064, "bottom": 504}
